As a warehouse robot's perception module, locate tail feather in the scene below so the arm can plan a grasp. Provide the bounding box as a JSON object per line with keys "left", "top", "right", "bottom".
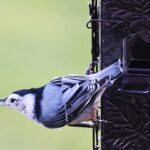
{"left": 87, "top": 60, "right": 123, "bottom": 80}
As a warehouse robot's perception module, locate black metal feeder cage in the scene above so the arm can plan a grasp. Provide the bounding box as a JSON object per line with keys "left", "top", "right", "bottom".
{"left": 100, "top": 0, "right": 150, "bottom": 150}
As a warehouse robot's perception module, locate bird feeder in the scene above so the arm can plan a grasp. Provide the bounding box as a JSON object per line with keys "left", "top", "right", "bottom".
{"left": 100, "top": 0, "right": 150, "bottom": 150}
{"left": 73, "top": 0, "right": 150, "bottom": 150}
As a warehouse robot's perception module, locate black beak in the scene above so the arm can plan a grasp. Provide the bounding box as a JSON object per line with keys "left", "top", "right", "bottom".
{"left": 0, "top": 98, "right": 6, "bottom": 106}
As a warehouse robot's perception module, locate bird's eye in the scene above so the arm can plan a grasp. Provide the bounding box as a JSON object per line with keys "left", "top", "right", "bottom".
{"left": 10, "top": 98, "right": 17, "bottom": 103}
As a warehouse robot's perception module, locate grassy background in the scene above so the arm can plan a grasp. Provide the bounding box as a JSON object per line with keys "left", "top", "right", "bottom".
{"left": 0, "top": 0, "right": 92, "bottom": 150}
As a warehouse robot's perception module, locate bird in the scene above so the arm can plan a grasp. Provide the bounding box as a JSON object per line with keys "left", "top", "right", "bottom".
{"left": 0, "top": 60, "right": 122, "bottom": 129}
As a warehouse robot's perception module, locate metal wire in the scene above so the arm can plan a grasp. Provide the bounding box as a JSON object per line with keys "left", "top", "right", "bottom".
{"left": 70, "top": 1, "right": 102, "bottom": 149}
{"left": 86, "top": 19, "right": 123, "bottom": 29}
{"left": 88, "top": 0, "right": 100, "bottom": 150}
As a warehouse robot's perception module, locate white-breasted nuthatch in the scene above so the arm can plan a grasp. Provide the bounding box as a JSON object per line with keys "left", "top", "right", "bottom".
{"left": 0, "top": 61, "right": 122, "bottom": 128}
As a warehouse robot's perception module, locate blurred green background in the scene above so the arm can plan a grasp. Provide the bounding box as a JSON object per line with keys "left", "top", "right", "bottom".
{"left": 0, "top": 0, "right": 92, "bottom": 150}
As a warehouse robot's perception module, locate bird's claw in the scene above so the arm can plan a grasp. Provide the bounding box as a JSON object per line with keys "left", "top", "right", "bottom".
{"left": 85, "top": 61, "right": 99, "bottom": 75}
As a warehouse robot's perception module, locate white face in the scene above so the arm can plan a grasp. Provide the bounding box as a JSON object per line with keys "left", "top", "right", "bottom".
{"left": 5, "top": 93, "right": 36, "bottom": 120}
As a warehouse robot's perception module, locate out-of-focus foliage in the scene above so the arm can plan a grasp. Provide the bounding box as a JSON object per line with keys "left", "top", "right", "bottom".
{"left": 0, "top": 0, "right": 91, "bottom": 150}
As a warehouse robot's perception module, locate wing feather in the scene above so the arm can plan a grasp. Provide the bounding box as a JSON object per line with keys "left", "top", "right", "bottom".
{"left": 50, "top": 75, "right": 110, "bottom": 125}
{"left": 61, "top": 76, "right": 109, "bottom": 122}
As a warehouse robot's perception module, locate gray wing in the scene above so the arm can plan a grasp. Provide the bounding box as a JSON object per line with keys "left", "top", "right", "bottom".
{"left": 51, "top": 75, "right": 110, "bottom": 123}
{"left": 46, "top": 61, "right": 122, "bottom": 128}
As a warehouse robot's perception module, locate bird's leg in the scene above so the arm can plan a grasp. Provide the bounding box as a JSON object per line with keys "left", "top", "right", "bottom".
{"left": 85, "top": 61, "right": 98, "bottom": 75}
{"left": 85, "top": 63, "right": 94, "bottom": 75}
{"left": 91, "top": 107, "right": 98, "bottom": 120}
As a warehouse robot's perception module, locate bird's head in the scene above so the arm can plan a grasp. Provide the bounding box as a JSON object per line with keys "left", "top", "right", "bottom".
{"left": 0, "top": 88, "right": 37, "bottom": 120}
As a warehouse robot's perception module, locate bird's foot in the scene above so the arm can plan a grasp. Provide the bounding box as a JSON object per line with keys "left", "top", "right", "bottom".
{"left": 85, "top": 61, "right": 99, "bottom": 75}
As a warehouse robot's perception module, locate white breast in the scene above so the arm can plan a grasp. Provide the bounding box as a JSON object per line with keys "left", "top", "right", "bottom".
{"left": 21, "top": 94, "right": 36, "bottom": 120}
